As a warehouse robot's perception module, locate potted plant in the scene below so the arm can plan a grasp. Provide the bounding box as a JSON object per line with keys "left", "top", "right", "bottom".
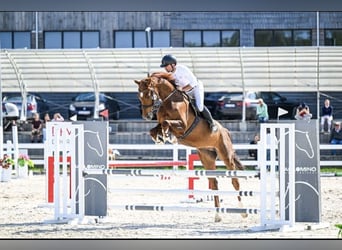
{"left": 0, "top": 154, "right": 15, "bottom": 182}
{"left": 336, "top": 224, "right": 342, "bottom": 238}
{"left": 17, "top": 153, "right": 34, "bottom": 178}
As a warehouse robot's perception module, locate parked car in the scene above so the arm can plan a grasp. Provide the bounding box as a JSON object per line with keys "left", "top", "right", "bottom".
{"left": 2, "top": 93, "right": 50, "bottom": 120}
{"left": 204, "top": 91, "right": 298, "bottom": 120}
{"left": 68, "top": 92, "right": 120, "bottom": 120}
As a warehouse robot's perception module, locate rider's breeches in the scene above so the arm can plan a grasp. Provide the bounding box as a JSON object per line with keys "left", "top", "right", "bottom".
{"left": 185, "top": 84, "right": 204, "bottom": 112}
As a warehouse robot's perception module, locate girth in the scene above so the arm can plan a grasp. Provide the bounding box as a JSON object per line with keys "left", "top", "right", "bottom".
{"left": 176, "top": 115, "right": 200, "bottom": 140}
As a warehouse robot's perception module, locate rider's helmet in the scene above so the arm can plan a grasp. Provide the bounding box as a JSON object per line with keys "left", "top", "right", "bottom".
{"left": 160, "top": 54, "right": 177, "bottom": 67}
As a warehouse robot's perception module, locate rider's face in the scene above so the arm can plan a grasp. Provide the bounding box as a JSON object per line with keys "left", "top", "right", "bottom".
{"left": 164, "top": 64, "right": 174, "bottom": 73}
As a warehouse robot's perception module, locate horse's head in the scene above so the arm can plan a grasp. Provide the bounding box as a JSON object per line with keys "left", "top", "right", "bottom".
{"left": 134, "top": 76, "right": 159, "bottom": 120}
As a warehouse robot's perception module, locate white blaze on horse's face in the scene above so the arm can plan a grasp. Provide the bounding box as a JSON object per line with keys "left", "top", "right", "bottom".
{"left": 152, "top": 93, "right": 158, "bottom": 101}
{"left": 139, "top": 92, "right": 144, "bottom": 98}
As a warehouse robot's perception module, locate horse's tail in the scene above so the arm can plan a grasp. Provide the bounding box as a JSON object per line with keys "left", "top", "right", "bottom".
{"left": 223, "top": 127, "right": 245, "bottom": 170}
{"left": 234, "top": 154, "right": 245, "bottom": 170}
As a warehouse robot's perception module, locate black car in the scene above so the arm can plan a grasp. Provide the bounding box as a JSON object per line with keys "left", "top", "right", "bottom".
{"left": 204, "top": 91, "right": 298, "bottom": 120}
{"left": 68, "top": 92, "right": 120, "bottom": 120}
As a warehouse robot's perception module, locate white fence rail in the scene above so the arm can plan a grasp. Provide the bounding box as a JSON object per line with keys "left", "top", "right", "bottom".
{"left": 5, "top": 143, "right": 342, "bottom": 167}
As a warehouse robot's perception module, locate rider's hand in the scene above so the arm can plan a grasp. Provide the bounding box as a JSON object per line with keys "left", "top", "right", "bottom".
{"left": 151, "top": 72, "right": 161, "bottom": 78}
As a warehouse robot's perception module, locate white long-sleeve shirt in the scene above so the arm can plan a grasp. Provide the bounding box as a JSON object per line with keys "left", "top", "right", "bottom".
{"left": 171, "top": 64, "right": 205, "bottom": 111}
{"left": 172, "top": 64, "right": 198, "bottom": 88}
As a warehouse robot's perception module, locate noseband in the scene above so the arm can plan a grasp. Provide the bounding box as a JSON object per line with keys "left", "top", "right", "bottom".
{"left": 139, "top": 88, "right": 160, "bottom": 118}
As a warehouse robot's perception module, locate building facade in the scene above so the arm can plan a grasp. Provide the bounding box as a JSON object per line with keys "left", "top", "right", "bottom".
{"left": 1, "top": 11, "right": 342, "bottom": 49}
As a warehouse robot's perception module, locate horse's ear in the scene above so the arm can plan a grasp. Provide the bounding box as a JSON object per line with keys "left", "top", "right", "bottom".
{"left": 134, "top": 80, "right": 140, "bottom": 85}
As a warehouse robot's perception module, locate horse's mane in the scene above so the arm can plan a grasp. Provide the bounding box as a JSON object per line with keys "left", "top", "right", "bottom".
{"left": 159, "top": 76, "right": 177, "bottom": 90}
{"left": 154, "top": 76, "right": 195, "bottom": 109}
{"left": 151, "top": 72, "right": 176, "bottom": 88}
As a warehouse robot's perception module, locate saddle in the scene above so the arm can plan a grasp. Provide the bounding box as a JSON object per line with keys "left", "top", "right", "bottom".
{"left": 180, "top": 91, "right": 199, "bottom": 117}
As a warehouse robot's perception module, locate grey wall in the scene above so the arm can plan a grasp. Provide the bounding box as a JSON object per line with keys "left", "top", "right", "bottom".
{"left": 1, "top": 11, "right": 342, "bottom": 48}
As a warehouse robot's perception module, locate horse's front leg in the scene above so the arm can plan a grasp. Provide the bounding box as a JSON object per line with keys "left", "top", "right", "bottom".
{"left": 161, "top": 120, "right": 185, "bottom": 143}
{"left": 150, "top": 124, "right": 164, "bottom": 144}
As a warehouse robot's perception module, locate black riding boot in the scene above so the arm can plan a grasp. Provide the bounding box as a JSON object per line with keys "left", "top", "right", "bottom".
{"left": 201, "top": 106, "right": 218, "bottom": 133}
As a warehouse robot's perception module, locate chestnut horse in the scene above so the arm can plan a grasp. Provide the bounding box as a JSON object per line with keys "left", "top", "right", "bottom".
{"left": 134, "top": 75, "right": 247, "bottom": 222}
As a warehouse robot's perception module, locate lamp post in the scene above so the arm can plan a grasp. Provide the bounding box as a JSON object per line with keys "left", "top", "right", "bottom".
{"left": 145, "top": 27, "right": 151, "bottom": 76}
{"left": 145, "top": 27, "right": 151, "bottom": 48}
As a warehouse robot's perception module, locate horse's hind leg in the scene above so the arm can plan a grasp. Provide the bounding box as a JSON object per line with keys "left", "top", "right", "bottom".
{"left": 197, "top": 149, "right": 222, "bottom": 223}
{"left": 216, "top": 140, "right": 248, "bottom": 218}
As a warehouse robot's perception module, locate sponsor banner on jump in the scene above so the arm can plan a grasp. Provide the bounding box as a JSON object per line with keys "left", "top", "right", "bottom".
{"left": 294, "top": 120, "right": 321, "bottom": 222}
{"left": 75, "top": 121, "right": 108, "bottom": 216}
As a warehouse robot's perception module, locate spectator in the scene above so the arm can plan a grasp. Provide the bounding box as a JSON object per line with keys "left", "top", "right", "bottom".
{"left": 42, "top": 113, "right": 51, "bottom": 142}
{"left": 329, "top": 121, "right": 342, "bottom": 155}
{"left": 295, "top": 102, "right": 312, "bottom": 121}
{"left": 321, "top": 99, "right": 333, "bottom": 133}
{"left": 256, "top": 98, "right": 269, "bottom": 123}
{"left": 249, "top": 133, "right": 260, "bottom": 160}
{"left": 31, "top": 113, "right": 43, "bottom": 143}
{"left": 52, "top": 112, "right": 64, "bottom": 122}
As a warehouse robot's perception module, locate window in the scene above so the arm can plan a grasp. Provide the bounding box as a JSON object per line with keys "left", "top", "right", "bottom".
{"left": 255, "top": 30, "right": 273, "bottom": 46}
{"left": 63, "top": 32, "right": 81, "bottom": 48}
{"left": 133, "top": 31, "right": 146, "bottom": 48}
{"left": 44, "top": 31, "right": 99, "bottom": 48}
{"left": 0, "top": 31, "right": 31, "bottom": 49}
{"left": 203, "top": 31, "right": 220, "bottom": 47}
{"left": 114, "top": 30, "right": 170, "bottom": 48}
{"left": 152, "top": 31, "right": 170, "bottom": 48}
{"left": 184, "top": 31, "right": 201, "bottom": 47}
{"left": 274, "top": 30, "right": 292, "bottom": 46}
{"left": 255, "top": 29, "right": 312, "bottom": 46}
{"left": 325, "top": 29, "right": 342, "bottom": 46}
{"left": 184, "top": 30, "right": 239, "bottom": 47}
{"left": 294, "top": 30, "right": 311, "bottom": 46}
{"left": 114, "top": 31, "right": 132, "bottom": 48}
{"left": 0, "top": 32, "right": 12, "bottom": 48}
{"left": 44, "top": 32, "right": 62, "bottom": 48}
{"left": 82, "top": 31, "right": 100, "bottom": 48}
{"left": 222, "top": 31, "right": 240, "bottom": 46}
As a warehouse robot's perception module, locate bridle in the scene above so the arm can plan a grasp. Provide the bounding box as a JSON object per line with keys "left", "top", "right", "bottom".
{"left": 138, "top": 77, "right": 178, "bottom": 120}
{"left": 138, "top": 87, "right": 160, "bottom": 119}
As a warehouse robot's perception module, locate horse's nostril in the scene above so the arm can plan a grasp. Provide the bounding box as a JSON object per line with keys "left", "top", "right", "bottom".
{"left": 143, "top": 114, "right": 152, "bottom": 121}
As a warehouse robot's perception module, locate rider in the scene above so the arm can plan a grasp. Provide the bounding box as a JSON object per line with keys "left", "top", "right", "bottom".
{"left": 153, "top": 54, "right": 218, "bottom": 133}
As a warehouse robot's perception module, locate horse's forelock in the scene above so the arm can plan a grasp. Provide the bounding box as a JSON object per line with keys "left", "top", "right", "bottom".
{"left": 137, "top": 78, "right": 150, "bottom": 91}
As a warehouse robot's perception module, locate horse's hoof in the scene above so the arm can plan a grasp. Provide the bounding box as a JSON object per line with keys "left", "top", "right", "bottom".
{"left": 241, "top": 213, "right": 248, "bottom": 218}
{"left": 214, "top": 213, "right": 222, "bottom": 222}
{"left": 238, "top": 201, "right": 248, "bottom": 218}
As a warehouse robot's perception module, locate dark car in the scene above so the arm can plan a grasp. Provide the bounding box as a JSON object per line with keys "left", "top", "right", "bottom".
{"left": 2, "top": 93, "right": 49, "bottom": 120}
{"left": 204, "top": 92, "right": 257, "bottom": 120}
{"left": 204, "top": 91, "right": 298, "bottom": 120}
{"left": 68, "top": 92, "right": 120, "bottom": 120}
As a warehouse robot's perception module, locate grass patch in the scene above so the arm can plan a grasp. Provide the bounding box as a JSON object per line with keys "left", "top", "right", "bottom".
{"left": 320, "top": 167, "right": 342, "bottom": 174}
